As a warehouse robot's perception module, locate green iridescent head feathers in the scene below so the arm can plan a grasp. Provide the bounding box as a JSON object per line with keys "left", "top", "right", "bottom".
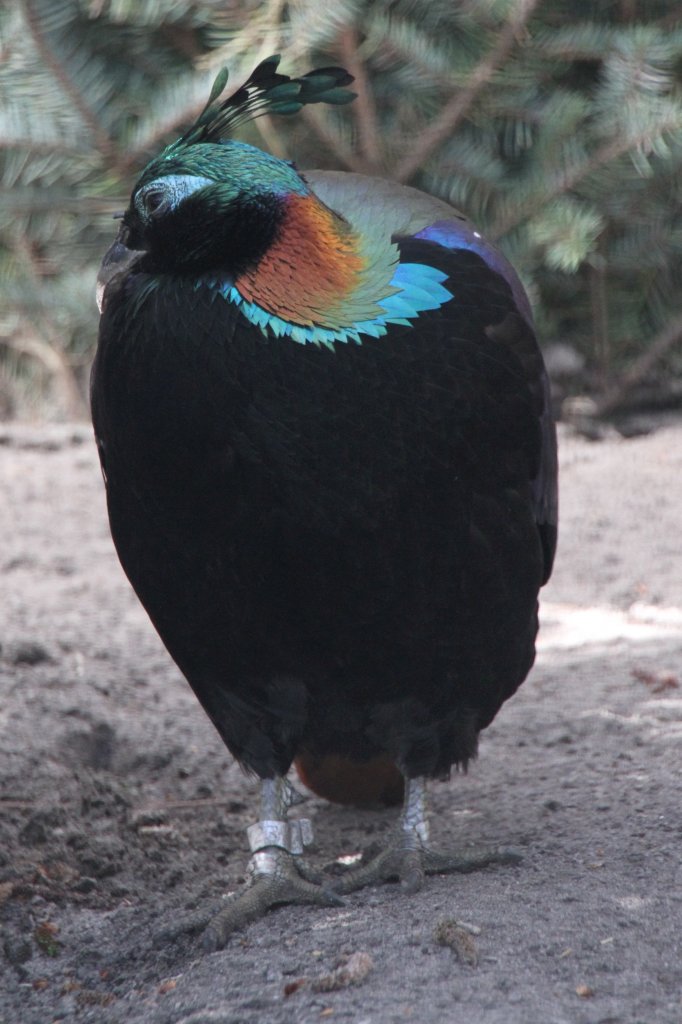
{"left": 167, "top": 55, "right": 355, "bottom": 154}
{"left": 119, "top": 56, "right": 453, "bottom": 348}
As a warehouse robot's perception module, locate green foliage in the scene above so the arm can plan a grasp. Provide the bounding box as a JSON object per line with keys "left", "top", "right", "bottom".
{"left": 2, "top": 0, "right": 682, "bottom": 416}
{"left": 527, "top": 198, "right": 604, "bottom": 273}
{"left": 0, "top": 0, "right": 223, "bottom": 415}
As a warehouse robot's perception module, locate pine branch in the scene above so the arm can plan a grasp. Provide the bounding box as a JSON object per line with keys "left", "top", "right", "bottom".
{"left": 123, "top": 95, "right": 210, "bottom": 171}
{"left": 2, "top": 330, "right": 87, "bottom": 419}
{"left": 159, "top": 23, "right": 202, "bottom": 60}
{"left": 338, "top": 25, "right": 384, "bottom": 173}
{"left": 254, "top": 112, "right": 290, "bottom": 161}
{"left": 22, "top": 0, "right": 116, "bottom": 163}
{"left": 202, "top": 0, "right": 287, "bottom": 70}
{"left": 2, "top": 189, "right": 122, "bottom": 214}
{"left": 393, "top": 0, "right": 541, "bottom": 184}
{"left": 0, "top": 139, "right": 88, "bottom": 158}
{"left": 300, "top": 106, "right": 367, "bottom": 173}
{"left": 490, "top": 110, "right": 682, "bottom": 240}
{"left": 594, "top": 309, "right": 682, "bottom": 416}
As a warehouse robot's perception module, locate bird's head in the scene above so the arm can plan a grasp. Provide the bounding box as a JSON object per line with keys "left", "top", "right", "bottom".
{"left": 98, "top": 58, "right": 447, "bottom": 345}
{"left": 99, "top": 57, "right": 355, "bottom": 299}
{"left": 123, "top": 142, "right": 310, "bottom": 276}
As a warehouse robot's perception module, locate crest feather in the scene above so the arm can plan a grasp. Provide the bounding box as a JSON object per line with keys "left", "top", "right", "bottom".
{"left": 169, "top": 55, "right": 355, "bottom": 152}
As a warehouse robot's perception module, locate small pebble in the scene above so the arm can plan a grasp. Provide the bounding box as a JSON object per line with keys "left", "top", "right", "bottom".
{"left": 434, "top": 919, "right": 479, "bottom": 966}
{"left": 311, "top": 952, "right": 373, "bottom": 992}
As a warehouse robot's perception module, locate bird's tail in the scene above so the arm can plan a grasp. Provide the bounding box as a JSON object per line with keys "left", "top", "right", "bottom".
{"left": 294, "top": 751, "right": 404, "bottom": 807}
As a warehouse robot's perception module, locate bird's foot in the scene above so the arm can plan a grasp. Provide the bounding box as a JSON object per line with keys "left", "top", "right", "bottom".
{"left": 201, "top": 818, "right": 343, "bottom": 951}
{"left": 334, "top": 834, "right": 522, "bottom": 896}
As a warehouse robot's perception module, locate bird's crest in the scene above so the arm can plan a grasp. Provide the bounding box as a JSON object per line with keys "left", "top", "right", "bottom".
{"left": 166, "top": 55, "right": 355, "bottom": 154}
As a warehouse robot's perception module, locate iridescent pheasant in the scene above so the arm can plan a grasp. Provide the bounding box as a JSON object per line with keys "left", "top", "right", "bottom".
{"left": 92, "top": 56, "right": 558, "bottom": 950}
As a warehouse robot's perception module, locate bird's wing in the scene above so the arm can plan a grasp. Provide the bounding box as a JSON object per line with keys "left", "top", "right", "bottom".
{"left": 307, "top": 170, "right": 558, "bottom": 582}
{"left": 306, "top": 171, "right": 533, "bottom": 323}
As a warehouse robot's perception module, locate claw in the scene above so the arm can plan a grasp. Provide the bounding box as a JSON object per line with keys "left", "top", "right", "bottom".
{"left": 334, "top": 838, "right": 521, "bottom": 896}
{"left": 202, "top": 849, "right": 343, "bottom": 951}
{"left": 334, "top": 775, "right": 522, "bottom": 897}
{"left": 423, "top": 844, "right": 523, "bottom": 874}
{"left": 197, "top": 777, "right": 345, "bottom": 951}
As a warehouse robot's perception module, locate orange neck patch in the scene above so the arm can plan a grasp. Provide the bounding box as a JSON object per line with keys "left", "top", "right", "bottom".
{"left": 235, "top": 193, "right": 365, "bottom": 328}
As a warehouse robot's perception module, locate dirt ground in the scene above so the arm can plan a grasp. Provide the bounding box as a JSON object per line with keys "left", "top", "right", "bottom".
{"left": 1, "top": 416, "right": 681, "bottom": 1024}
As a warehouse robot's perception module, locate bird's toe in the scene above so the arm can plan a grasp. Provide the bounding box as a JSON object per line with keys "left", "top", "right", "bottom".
{"left": 334, "top": 838, "right": 522, "bottom": 896}
{"left": 201, "top": 850, "right": 343, "bottom": 952}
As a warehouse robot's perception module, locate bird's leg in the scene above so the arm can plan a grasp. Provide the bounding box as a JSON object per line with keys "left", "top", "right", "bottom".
{"left": 334, "top": 775, "right": 521, "bottom": 896}
{"left": 201, "top": 776, "right": 342, "bottom": 951}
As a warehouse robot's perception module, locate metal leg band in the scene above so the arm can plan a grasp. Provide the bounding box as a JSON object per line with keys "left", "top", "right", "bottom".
{"left": 246, "top": 818, "right": 314, "bottom": 856}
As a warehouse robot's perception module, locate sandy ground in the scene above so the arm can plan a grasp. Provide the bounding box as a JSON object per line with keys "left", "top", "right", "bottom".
{"left": 1, "top": 417, "right": 681, "bottom": 1024}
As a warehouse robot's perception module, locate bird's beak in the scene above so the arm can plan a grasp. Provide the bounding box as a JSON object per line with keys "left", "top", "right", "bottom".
{"left": 96, "top": 225, "right": 145, "bottom": 313}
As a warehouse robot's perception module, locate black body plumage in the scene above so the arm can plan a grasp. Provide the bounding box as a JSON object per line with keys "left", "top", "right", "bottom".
{"left": 92, "top": 231, "right": 556, "bottom": 780}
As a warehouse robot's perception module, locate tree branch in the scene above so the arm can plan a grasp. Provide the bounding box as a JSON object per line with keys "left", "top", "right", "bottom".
{"left": 589, "top": 244, "right": 610, "bottom": 376}
{"left": 22, "top": 0, "right": 116, "bottom": 164}
{"left": 2, "top": 332, "right": 87, "bottom": 420}
{"left": 594, "top": 310, "right": 682, "bottom": 417}
{"left": 338, "top": 26, "right": 384, "bottom": 173}
{"left": 393, "top": 0, "right": 540, "bottom": 184}
{"left": 490, "top": 112, "right": 682, "bottom": 240}
{"left": 300, "top": 106, "right": 367, "bottom": 173}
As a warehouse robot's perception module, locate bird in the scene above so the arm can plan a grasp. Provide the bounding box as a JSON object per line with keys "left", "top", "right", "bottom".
{"left": 92, "top": 55, "right": 558, "bottom": 950}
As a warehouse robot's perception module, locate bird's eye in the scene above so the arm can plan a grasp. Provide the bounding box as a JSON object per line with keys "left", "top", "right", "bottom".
{"left": 141, "top": 188, "right": 168, "bottom": 218}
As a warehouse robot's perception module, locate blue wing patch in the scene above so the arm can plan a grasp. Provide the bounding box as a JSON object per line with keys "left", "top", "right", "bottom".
{"left": 415, "top": 221, "right": 533, "bottom": 326}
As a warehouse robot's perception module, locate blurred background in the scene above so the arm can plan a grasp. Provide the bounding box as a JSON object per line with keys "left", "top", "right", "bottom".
{"left": 1, "top": 0, "right": 681, "bottom": 423}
